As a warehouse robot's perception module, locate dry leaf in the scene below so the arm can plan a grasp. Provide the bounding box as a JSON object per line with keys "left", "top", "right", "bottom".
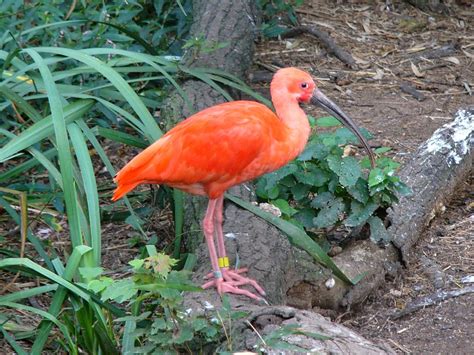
{"left": 406, "top": 45, "right": 427, "bottom": 53}
{"left": 411, "top": 62, "right": 424, "bottom": 77}
{"left": 462, "top": 49, "right": 474, "bottom": 59}
{"left": 443, "top": 56, "right": 460, "bottom": 65}
{"left": 373, "top": 68, "right": 384, "bottom": 80}
{"left": 362, "top": 18, "right": 371, "bottom": 34}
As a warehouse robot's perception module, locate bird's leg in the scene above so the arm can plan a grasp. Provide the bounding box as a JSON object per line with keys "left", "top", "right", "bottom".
{"left": 202, "top": 196, "right": 266, "bottom": 299}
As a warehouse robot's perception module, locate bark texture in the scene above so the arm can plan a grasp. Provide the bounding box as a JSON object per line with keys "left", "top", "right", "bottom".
{"left": 389, "top": 108, "right": 473, "bottom": 262}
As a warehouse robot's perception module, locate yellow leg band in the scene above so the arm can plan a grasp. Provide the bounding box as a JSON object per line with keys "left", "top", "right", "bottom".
{"left": 218, "top": 257, "right": 230, "bottom": 268}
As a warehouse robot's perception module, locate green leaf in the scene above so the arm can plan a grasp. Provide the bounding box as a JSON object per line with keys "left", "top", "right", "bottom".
{"left": 327, "top": 155, "right": 361, "bottom": 187}
{"left": 87, "top": 278, "right": 114, "bottom": 294}
{"left": 262, "top": 164, "right": 298, "bottom": 190}
{"left": 294, "top": 165, "right": 329, "bottom": 187}
{"left": 0, "top": 100, "right": 94, "bottom": 163}
{"left": 297, "top": 143, "right": 319, "bottom": 161}
{"left": 313, "top": 198, "right": 344, "bottom": 228}
{"left": 345, "top": 201, "right": 378, "bottom": 227}
{"left": 272, "top": 199, "right": 297, "bottom": 217}
{"left": 334, "top": 127, "right": 358, "bottom": 145}
{"left": 293, "top": 208, "right": 316, "bottom": 228}
{"left": 368, "top": 216, "right": 391, "bottom": 244}
{"left": 311, "top": 191, "right": 334, "bottom": 209}
{"left": 129, "top": 259, "right": 144, "bottom": 270}
{"left": 347, "top": 178, "right": 370, "bottom": 204}
{"left": 101, "top": 279, "right": 137, "bottom": 303}
{"left": 291, "top": 183, "right": 311, "bottom": 201}
{"left": 315, "top": 116, "right": 342, "bottom": 127}
{"left": 368, "top": 168, "right": 385, "bottom": 187}
{"left": 79, "top": 267, "right": 104, "bottom": 280}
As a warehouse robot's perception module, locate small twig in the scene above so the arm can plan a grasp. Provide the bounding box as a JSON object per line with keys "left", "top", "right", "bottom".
{"left": 245, "top": 320, "right": 267, "bottom": 347}
{"left": 392, "top": 285, "right": 474, "bottom": 319}
{"left": 400, "top": 82, "right": 426, "bottom": 101}
{"left": 282, "top": 25, "right": 357, "bottom": 68}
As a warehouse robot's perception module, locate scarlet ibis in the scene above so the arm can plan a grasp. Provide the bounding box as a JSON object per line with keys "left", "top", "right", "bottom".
{"left": 112, "top": 68, "right": 375, "bottom": 301}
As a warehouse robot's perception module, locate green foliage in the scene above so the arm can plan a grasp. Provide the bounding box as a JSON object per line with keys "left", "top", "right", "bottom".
{"left": 256, "top": 117, "right": 411, "bottom": 244}
{"left": 258, "top": 0, "right": 303, "bottom": 37}
{"left": 0, "top": 0, "right": 192, "bottom": 54}
{"left": 85, "top": 247, "right": 244, "bottom": 354}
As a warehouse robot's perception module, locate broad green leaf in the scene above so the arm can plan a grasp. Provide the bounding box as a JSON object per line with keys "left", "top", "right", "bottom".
{"left": 291, "top": 183, "right": 311, "bottom": 201}
{"left": 272, "top": 199, "right": 297, "bottom": 217}
{"left": 101, "top": 279, "right": 137, "bottom": 303}
{"left": 347, "top": 178, "right": 370, "bottom": 204}
{"left": 294, "top": 165, "right": 329, "bottom": 187}
{"left": 368, "top": 168, "right": 385, "bottom": 187}
{"left": 374, "top": 146, "right": 391, "bottom": 154}
{"left": 79, "top": 267, "right": 104, "bottom": 280}
{"left": 262, "top": 163, "right": 298, "bottom": 190}
{"left": 311, "top": 191, "right": 334, "bottom": 209}
{"left": 345, "top": 201, "right": 378, "bottom": 227}
{"left": 327, "top": 155, "right": 361, "bottom": 187}
{"left": 313, "top": 198, "right": 344, "bottom": 228}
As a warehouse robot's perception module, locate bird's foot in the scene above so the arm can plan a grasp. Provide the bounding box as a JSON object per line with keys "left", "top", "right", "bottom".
{"left": 202, "top": 268, "right": 266, "bottom": 301}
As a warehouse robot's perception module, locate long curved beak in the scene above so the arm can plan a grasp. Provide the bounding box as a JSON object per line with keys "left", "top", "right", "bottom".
{"left": 311, "top": 89, "right": 376, "bottom": 168}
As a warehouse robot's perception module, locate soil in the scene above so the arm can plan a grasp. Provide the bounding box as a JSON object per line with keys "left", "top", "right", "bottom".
{"left": 1, "top": 0, "right": 473, "bottom": 353}
{"left": 250, "top": 0, "right": 473, "bottom": 353}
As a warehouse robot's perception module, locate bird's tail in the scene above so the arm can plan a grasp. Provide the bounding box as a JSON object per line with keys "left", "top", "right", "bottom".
{"left": 111, "top": 181, "right": 140, "bottom": 201}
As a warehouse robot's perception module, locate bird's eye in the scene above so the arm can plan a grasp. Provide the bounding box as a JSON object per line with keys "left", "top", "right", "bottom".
{"left": 300, "top": 82, "right": 308, "bottom": 89}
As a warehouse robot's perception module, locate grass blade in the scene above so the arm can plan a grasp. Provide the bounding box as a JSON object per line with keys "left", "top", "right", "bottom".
{"left": 0, "top": 285, "right": 57, "bottom": 303}
{"left": 25, "top": 49, "right": 83, "bottom": 248}
{"left": 225, "top": 193, "right": 357, "bottom": 285}
{"left": 0, "top": 99, "right": 95, "bottom": 163}
{"left": 32, "top": 245, "right": 92, "bottom": 354}
{"left": 68, "top": 123, "right": 102, "bottom": 265}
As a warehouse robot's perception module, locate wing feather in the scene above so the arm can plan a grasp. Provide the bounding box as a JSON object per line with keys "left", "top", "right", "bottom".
{"left": 113, "top": 101, "right": 283, "bottom": 199}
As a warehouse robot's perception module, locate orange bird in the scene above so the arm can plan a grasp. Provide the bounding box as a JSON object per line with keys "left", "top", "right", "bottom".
{"left": 112, "top": 68, "right": 375, "bottom": 301}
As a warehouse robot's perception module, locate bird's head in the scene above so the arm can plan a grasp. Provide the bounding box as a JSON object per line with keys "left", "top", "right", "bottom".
{"left": 272, "top": 67, "right": 376, "bottom": 167}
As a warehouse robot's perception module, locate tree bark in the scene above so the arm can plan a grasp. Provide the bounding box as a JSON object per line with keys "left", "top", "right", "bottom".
{"left": 389, "top": 108, "right": 474, "bottom": 262}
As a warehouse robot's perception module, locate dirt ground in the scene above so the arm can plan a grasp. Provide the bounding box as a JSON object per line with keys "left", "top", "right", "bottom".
{"left": 251, "top": 0, "right": 473, "bottom": 353}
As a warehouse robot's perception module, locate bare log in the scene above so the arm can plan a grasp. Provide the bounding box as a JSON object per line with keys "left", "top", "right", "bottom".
{"left": 388, "top": 108, "right": 474, "bottom": 262}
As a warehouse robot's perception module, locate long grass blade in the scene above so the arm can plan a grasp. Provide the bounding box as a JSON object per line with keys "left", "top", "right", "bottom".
{"left": 32, "top": 47, "right": 163, "bottom": 141}
{"left": 24, "top": 49, "right": 83, "bottom": 249}
{"left": 225, "top": 193, "right": 358, "bottom": 285}
{"left": 0, "top": 285, "right": 57, "bottom": 303}
{"left": 68, "top": 123, "right": 101, "bottom": 265}
{"left": 0, "top": 99, "right": 95, "bottom": 163}
{"left": 32, "top": 245, "right": 92, "bottom": 354}
{"left": 0, "top": 327, "right": 28, "bottom": 355}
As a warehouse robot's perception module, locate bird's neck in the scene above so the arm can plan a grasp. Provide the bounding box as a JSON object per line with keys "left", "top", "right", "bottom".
{"left": 273, "top": 94, "right": 311, "bottom": 154}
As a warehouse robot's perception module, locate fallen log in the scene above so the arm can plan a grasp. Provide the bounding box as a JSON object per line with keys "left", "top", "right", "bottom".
{"left": 389, "top": 108, "right": 474, "bottom": 262}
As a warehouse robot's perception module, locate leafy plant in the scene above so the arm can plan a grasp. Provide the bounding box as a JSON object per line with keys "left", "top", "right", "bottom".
{"left": 0, "top": 25, "right": 271, "bottom": 351}
{"left": 85, "top": 246, "right": 246, "bottom": 354}
{"left": 258, "top": 0, "right": 303, "bottom": 37}
{"left": 256, "top": 116, "right": 411, "bottom": 244}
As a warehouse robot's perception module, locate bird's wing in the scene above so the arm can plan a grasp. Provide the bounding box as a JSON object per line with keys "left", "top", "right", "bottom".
{"left": 114, "top": 101, "right": 283, "bottom": 198}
